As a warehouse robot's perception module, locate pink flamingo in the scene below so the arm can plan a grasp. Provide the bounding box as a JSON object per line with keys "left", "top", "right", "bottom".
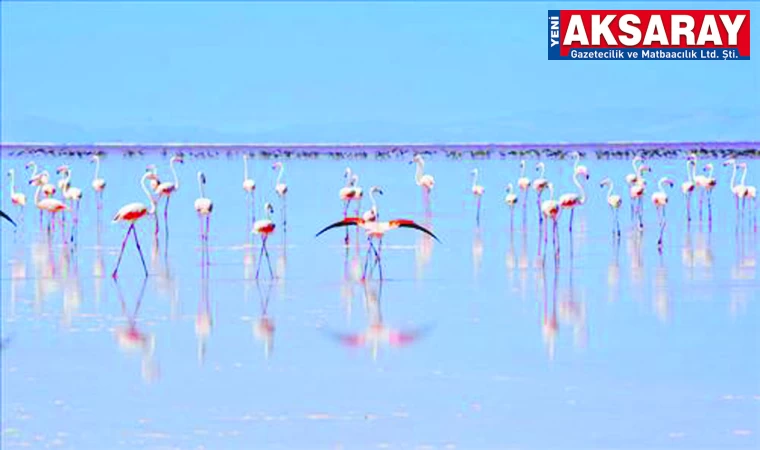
{"left": 701, "top": 163, "right": 717, "bottom": 226}
{"left": 517, "top": 160, "right": 531, "bottom": 220}
{"left": 504, "top": 183, "right": 518, "bottom": 230}
{"left": 253, "top": 202, "right": 277, "bottom": 279}
{"left": 690, "top": 154, "right": 710, "bottom": 222}
{"left": 625, "top": 155, "right": 644, "bottom": 219}
{"left": 541, "top": 182, "right": 561, "bottom": 259}
{"left": 339, "top": 168, "right": 363, "bottom": 217}
{"left": 559, "top": 166, "right": 588, "bottom": 233}
{"left": 738, "top": 163, "right": 757, "bottom": 229}
{"left": 629, "top": 164, "right": 651, "bottom": 229}
{"left": 723, "top": 159, "right": 746, "bottom": 219}
{"left": 7, "top": 169, "right": 27, "bottom": 224}
{"left": 681, "top": 157, "right": 696, "bottom": 223}
{"left": 91, "top": 155, "right": 106, "bottom": 210}
{"left": 26, "top": 162, "right": 46, "bottom": 226}
{"left": 111, "top": 171, "right": 157, "bottom": 278}
{"left": 411, "top": 155, "right": 435, "bottom": 207}
{"left": 471, "top": 168, "right": 485, "bottom": 226}
{"left": 242, "top": 154, "right": 256, "bottom": 222}
{"left": 316, "top": 214, "right": 440, "bottom": 280}
{"left": 651, "top": 177, "right": 674, "bottom": 250}
{"left": 30, "top": 174, "right": 68, "bottom": 236}
{"left": 600, "top": 178, "right": 622, "bottom": 237}
{"left": 194, "top": 172, "right": 213, "bottom": 264}
{"left": 533, "top": 162, "right": 549, "bottom": 224}
{"left": 569, "top": 151, "right": 588, "bottom": 176}
{"left": 363, "top": 186, "right": 382, "bottom": 223}
{"left": 57, "top": 166, "right": 83, "bottom": 239}
{"left": 155, "top": 155, "right": 183, "bottom": 236}
{"left": 272, "top": 162, "right": 288, "bottom": 230}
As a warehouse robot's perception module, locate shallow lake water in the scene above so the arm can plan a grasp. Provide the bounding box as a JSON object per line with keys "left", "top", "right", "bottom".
{"left": 1, "top": 154, "right": 758, "bottom": 449}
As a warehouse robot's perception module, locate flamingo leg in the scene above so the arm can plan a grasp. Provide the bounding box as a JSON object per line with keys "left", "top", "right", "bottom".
{"left": 262, "top": 237, "right": 274, "bottom": 278}
{"left": 255, "top": 237, "right": 266, "bottom": 279}
{"left": 522, "top": 191, "right": 528, "bottom": 226}
{"left": 131, "top": 223, "right": 149, "bottom": 277}
{"left": 553, "top": 218, "right": 560, "bottom": 261}
{"left": 698, "top": 190, "right": 704, "bottom": 222}
{"left": 537, "top": 192, "right": 543, "bottom": 225}
{"left": 707, "top": 190, "right": 713, "bottom": 231}
{"left": 615, "top": 208, "right": 621, "bottom": 237}
{"left": 685, "top": 193, "right": 691, "bottom": 224}
{"left": 569, "top": 208, "right": 574, "bottom": 233}
{"left": 112, "top": 224, "right": 134, "bottom": 278}
{"left": 281, "top": 196, "right": 287, "bottom": 232}
{"left": 476, "top": 196, "right": 481, "bottom": 226}
{"left": 251, "top": 192, "right": 256, "bottom": 225}
{"left": 361, "top": 237, "right": 372, "bottom": 280}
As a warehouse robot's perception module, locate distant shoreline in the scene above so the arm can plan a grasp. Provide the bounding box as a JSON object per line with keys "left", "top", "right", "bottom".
{"left": 1, "top": 141, "right": 758, "bottom": 159}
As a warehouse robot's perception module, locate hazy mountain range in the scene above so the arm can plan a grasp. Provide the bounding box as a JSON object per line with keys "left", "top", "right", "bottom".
{"left": 2, "top": 107, "right": 758, "bottom": 144}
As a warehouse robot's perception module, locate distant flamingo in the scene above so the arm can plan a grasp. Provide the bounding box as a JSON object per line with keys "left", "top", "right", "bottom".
{"left": 625, "top": 155, "right": 644, "bottom": 219}
{"left": 194, "top": 172, "right": 213, "bottom": 249}
{"left": 242, "top": 154, "right": 256, "bottom": 221}
{"left": 57, "top": 166, "right": 83, "bottom": 239}
{"left": 569, "top": 151, "right": 588, "bottom": 176}
{"left": 31, "top": 174, "right": 68, "bottom": 235}
{"left": 689, "top": 154, "right": 710, "bottom": 222}
{"left": 738, "top": 162, "right": 757, "bottom": 229}
{"left": 517, "top": 160, "right": 531, "bottom": 220}
{"left": 363, "top": 186, "right": 382, "bottom": 222}
{"left": 155, "top": 155, "right": 184, "bottom": 235}
{"left": 26, "top": 162, "right": 45, "bottom": 225}
{"left": 39, "top": 171, "right": 56, "bottom": 198}
{"left": 111, "top": 171, "right": 157, "bottom": 278}
{"left": 411, "top": 155, "right": 435, "bottom": 205}
{"left": 504, "top": 183, "right": 518, "bottom": 230}
{"left": 91, "top": 155, "right": 106, "bottom": 210}
{"left": 559, "top": 167, "right": 588, "bottom": 233}
{"left": 702, "top": 163, "right": 717, "bottom": 226}
{"left": 533, "top": 162, "right": 549, "bottom": 224}
{"left": 339, "top": 167, "right": 360, "bottom": 217}
{"left": 629, "top": 164, "right": 651, "bottom": 229}
{"left": 723, "top": 159, "right": 746, "bottom": 218}
{"left": 272, "top": 162, "right": 288, "bottom": 230}
{"left": 316, "top": 214, "right": 440, "bottom": 280}
{"left": 681, "top": 157, "right": 696, "bottom": 223}
{"left": 600, "top": 178, "right": 622, "bottom": 237}
{"left": 56, "top": 166, "right": 70, "bottom": 194}
{"left": 652, "top": 177, "right": 674, "bottom": 250}
{"left": 7, "top": 169, "right": 26, "bottom": 224}
{"left": 253, "top": 202, "right": 277, "bottom": 279}
{"left": 541, "top": 182, "right": 561, "bottom": 259}
{"left": 471, "top": 168, "right": 485, "bottom": 226}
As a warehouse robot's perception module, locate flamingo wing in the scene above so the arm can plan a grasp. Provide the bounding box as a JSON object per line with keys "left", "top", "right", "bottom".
{"left": 0, "top": 210, "right": 16, "bottom": 227}
{"left": 315, "top": 217, "right": 365, "bottom": 237}
{"left": 389, "top": 220, "right": 441, "bottom": 243}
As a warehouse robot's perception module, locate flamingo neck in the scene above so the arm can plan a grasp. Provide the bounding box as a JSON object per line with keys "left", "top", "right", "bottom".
{"left": 63, "top": 169, "right": 72, "bottom": 188}
{"left": 94, "top": 157, "right": 101, "bottom": 181}
{"left": 243, "top": 156, "right": 249, "bottom": 181}
{"left": 729, "top": 162, "right": 737, "bottom": 189}
{"left": 606, "top": 182, "right": 614, "bottom": 200}
{"left": 632, "top": 157, "right": 640, "bottom": 173}
{"left": 415, "top": 160, "right": 424, "bottom": 184}
{"left": 519, "top": 161, "right": 525, "bottom": 177}
{"left": 9, "top": 170, "right": 16, "bottom": 196}
{"left": 573, "top": 171, "right": 586, "bottom": 203}
{"left": 548, "top": 184, "right": 555, "bottom": 201}
{"left": 657, "top": 178, "right": 667, "bottom": 194}
{"left": 344, "top": 168, "right": 353, "bottom": 187}
{"left": 573, "top": 153, "right": 579, "bottom": 172}
{"left": 141, "top": 172, "right": 156, "bottom": 214}
{"left": 740, "top": 165, "right": 748, "bottom": 186}
{"left": 507, "top": 184, "right": 514, "bottom": 195}
{"left": 197, "top": 173, "right": 206, "bottom": 198}
{"left": 707, "top": 165, "right": 714, "bottom": 179}
{"left": 538, "top": 163, "right": 545, "bottom": 178}
{"left": 29, "top": 162, "right": 38, "bottom": 178}
{"left": 170, "top": 158, "right": 180, "bottom": 189}
{"left": 266, "top": 208, "right": 273, "bottom": 221}
{"left": 686, "top": 161, "right": 693, "bottom": 182}
{"left": 34, "top": 182, "right": 42, "bottom": 207}
{"left": 369, "top": 190, "right": 379, "bottom": 211}
{"left": 471, "top": 170, "right": 478, "bottom": 189}
{"left": 276, "top": 164, "right": 284, "bottom": 186}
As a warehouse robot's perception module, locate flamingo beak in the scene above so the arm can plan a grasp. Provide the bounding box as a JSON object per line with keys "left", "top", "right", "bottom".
{"left": 377, "top": 189, "right": 384, "bottom": 196}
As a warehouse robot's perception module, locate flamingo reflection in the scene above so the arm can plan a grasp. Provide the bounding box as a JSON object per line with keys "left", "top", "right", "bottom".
{"left": 196, "top": 263, "right": 212, "bottom": 366}
{"left": 253, "top": 281, "right": 275, "bottom": 359}
{"left": 326, "top": 281, "right": 429, "bottom": 361}
{"left": 539, "top": 265, "right": 559, "bottom": 361}
{"left": 113, "top": 279, "right": 160, "bottom": 383}
{"left": 472, "top": 227, "right": 483, "bottom": 279}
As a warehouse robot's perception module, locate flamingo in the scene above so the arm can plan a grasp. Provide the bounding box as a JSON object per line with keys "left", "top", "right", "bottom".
{"left": 7, "top": 169, "right": 27, "bottom": 224}
{"left": 411, "top": 155, "right": 435, "bottom": 204}
{"left": 56, "top": 166, "right": 70, "bottom": 193}
{"left": 504, "top": 183, "right": 518, "bottom": 230}
{"left": 315, "top": 213, "right": 440, "bottom": 280}
{"left": 569, "top": 151, "right": 588, "bottom": 176}
{"left": 57, "top": 166, "right": 83, "bottom": 236}
{"left": 600, "top": 178, "right": 622, "bottom": 237}
{"left": 681, "top": 157, "right": 696, "bottom": 223}
{"left": 155, "top": 155, "right": 184, "bottom": 234}
{"left": 242, "top": 154, "right": 256, "bottom": 221}
{"left": 91, "top": 155, "right": 106, "bottom": 210}
{"left": 111, "top": 170, "right": 157, "bottom": 278}
{"left": 701, "top": 163, "right": 717, "bottom": 226}
{"left": 30, "top": 174, "right": 68, "bottom": 235}
{"left": 690, "top": 153, "right": 710, "bottom": 222}
{"left": 194, "top": 172, "right": 213, "bottom": 249}
{"left": 339, "top": 168, "right": 359, "bottom": 217}
{"left": 723, "top": 159, "right": 746, "bottom": 218}
{"left": 652, "top": 177, "right": 674, "bottom": 250}
{"left": 253, "top": 202, "right": 277, "bottom": 279}
{"left": 738, "top": 162, "right": 757, "bottom": 229}
{"left": 363, "top": 186, "right": 382, "bottom": 222}
{"left": 558, "top": 167, "right": 588, "bottom": 233}
{"left": 629, "top": 164, "right": 651, "bottom": 229}
{"left": 471, "top": 169, "right": 485, "bottom": 226}
{"left": 533, "top": 162, "right": 549, "bottom": 224}
{"left": 272, "top": 162, "right": 288, "bottom": 230}
{"left": 517, "top": 160, "right": 531, "bottom": 220}
{"left": 540, "top": 182, "right": 561, "bottom": 259}
{"left": 625, "top": 155, "right": 644, "bottom": 219}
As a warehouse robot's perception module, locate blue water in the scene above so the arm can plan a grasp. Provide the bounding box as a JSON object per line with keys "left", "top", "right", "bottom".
{"left": 1, "top": 154, "right": 758, "bottom": 449}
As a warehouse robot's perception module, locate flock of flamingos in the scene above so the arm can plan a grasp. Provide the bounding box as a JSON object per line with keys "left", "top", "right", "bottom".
{"left": 2, "top": 151, "right": 758, "bottom": 280}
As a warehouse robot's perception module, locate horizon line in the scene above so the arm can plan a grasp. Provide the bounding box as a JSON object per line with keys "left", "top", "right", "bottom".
{"left": 1, "top": 140, "right": 759, "bottom": 147}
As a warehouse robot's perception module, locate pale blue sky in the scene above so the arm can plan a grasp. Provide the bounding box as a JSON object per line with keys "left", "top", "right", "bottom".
{"left": 1, "top": 1, "right": 758, "bottom": 143}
